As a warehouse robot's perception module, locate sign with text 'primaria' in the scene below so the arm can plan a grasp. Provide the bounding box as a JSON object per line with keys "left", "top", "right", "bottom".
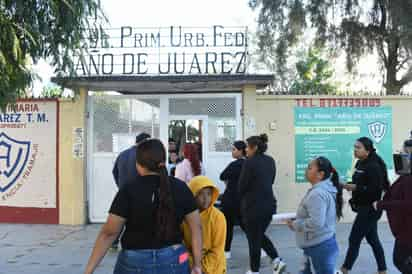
{"left": 76, "top": 26, "right": 248, "bottom": 76}
{"left": 0, "top": 101, "right": 57, "bottom": 208}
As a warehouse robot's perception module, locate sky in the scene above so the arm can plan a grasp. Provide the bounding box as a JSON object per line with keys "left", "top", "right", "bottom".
{"left": 101, "top": 0, "right": 255, "bottom": 28}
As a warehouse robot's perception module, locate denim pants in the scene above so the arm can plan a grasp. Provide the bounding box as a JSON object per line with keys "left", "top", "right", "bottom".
{"left": 299, "top": 236, "right": 339, "bottom": 274}
{"left": 342, "top": 206, "right": 387, "bottom": 271}
{"left": 113, "top": 244, "right": 190, "bottom": 274}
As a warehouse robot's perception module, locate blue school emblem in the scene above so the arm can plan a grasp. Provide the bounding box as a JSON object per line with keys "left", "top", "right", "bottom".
{"left": 0, "top": 132, "right": 31, "bottom": 192}
{"left": 368, "top": 122, "right": 387, "bottom": 144}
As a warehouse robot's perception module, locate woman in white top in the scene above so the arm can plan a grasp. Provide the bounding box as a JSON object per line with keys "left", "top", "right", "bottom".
{"left": 175, "top": 143, "right": 203, "bottom": 183}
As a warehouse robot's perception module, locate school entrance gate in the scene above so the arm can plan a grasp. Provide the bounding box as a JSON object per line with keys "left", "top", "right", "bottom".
{"left": 80, "top": 75, "right": 273, "bottom": 222}
{"left": 88, "top": 93, "right": 240, "bottom": 222}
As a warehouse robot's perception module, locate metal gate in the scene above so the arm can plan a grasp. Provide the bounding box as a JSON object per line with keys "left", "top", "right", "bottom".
{"left": 87, "top": 94, "right": 241, "bottom": 223}
{"left": 87, "top": 96, "right": 160, "bottom": 222}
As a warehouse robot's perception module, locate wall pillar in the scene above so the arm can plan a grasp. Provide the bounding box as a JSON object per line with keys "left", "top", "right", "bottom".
{"left": 58, "top": 88, "right": 87, "bottom": 225}
{"left": 242, "top": 85, "right": 258, "bottom": 139}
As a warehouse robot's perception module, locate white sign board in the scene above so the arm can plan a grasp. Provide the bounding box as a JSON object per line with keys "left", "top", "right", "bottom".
{"left": 73, "top": 127, "right": 84, "bottom": 159}
{"left": 0, "top": 101, "right": 57, "bottom": 208}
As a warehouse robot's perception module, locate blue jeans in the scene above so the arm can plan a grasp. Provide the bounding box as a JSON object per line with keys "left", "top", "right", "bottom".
{"left": 113, "top": 244, "right": 190, "bottom": 274}
{"left": 299, "top": 236, "right": 339, "bottom": 274}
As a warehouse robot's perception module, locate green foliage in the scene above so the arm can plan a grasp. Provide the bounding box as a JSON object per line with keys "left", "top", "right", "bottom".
{"left": 250, "top": 0, "right": 412, "bottom": 94}
{"left": 40, "top": 85, "right": 64, "bottom": 98}
{"left": 0, "top": 0, "right": 105, "bottom": 110}
{"left": 290, "top": 48, "right": 338, "bottom": 94}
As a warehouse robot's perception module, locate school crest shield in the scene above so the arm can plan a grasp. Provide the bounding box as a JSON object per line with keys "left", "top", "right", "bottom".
{"left": 0, "top": 132, "right": 31, "bottom": 192}
{"left": 368, "top": 121, "right": 387, "bottom": 144}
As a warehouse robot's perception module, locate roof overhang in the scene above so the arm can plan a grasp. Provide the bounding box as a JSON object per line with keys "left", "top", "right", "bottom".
{"left": 51, "top": 74, "right": 274, "bottom": 94}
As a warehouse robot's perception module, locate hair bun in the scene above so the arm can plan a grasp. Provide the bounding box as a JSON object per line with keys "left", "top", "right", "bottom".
{"left": 259, "top": 133, "right": 268, "bottom": 144}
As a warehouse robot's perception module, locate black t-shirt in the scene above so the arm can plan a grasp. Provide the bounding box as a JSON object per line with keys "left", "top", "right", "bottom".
{"left": 109, "top": 175, "right": 197, "bottom": 250}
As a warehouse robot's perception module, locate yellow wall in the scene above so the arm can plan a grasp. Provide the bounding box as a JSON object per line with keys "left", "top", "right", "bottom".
{"left": 57, "top": 88, "right": 412, "bottom": 224}
{"left": 58, "top": 89, "right": 87, "bottom": 225}
{"left": 245, "top": 95, "right": 412, "bottom": 222}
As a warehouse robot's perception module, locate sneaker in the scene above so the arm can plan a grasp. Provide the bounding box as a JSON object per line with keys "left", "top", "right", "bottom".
{"left": 335, "top": 271, "right": 343, "bottom": 274}
{"left": 245, "top": 271, "right": 259, "bottom": 274}
{"left": 225, "top": 251, "right": 231, "bottom": 259}
{"left": 273, "top": 257, "right": 287, "bottom": 274}
{"left": 261, "top": 249, "right": 267, "bottom": 258}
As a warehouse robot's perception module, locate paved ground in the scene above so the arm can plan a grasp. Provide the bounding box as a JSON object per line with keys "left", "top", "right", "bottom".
{"left": 1, "top": 223, "right": 399, "bottom": 274}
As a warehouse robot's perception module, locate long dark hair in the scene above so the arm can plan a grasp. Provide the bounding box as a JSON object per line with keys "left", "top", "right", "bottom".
{"left": 357, "top": 137, "right": 390, "bottom": 191}
{"left": 136, "top": 139, "right": 177, "bottom": 242}
{"left": 315, "top": 156, "right": 344, "bottom": 220}
{"left": 246, "top": 133, "right": 269, "bottom": 154}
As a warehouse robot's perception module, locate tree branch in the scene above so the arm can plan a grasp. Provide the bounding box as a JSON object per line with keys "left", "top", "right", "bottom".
{"left": 378, "top": 0, "right": 386, "bottom": 33}
{"left": 377, "top": 40, "right": 388, "bottom": 67}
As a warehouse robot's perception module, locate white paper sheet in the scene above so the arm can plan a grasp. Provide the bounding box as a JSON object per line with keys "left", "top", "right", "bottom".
{"left": 272, "top": 213, "right": 297, "bottom": 224}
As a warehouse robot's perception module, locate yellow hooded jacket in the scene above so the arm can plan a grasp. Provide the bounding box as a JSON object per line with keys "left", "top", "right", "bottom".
{"left": 182, "top": 176, "right": 227, "bottom": 274}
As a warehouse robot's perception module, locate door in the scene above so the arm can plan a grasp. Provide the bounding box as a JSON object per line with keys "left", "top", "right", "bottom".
{"left": 168, "top": 96, "right": 241, "bottom": 192}
{"left": 87, "top": 96, "right": 160, "bottom": 223}
{"left": 168, "top": 115, "right": 208, "bottom": 176}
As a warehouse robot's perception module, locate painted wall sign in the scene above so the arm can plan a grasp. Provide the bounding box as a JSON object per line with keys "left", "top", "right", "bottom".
{"left": 294, "top": 106, "right": 393, "bottom": 183}
{"left": 295, "top": 98, "right": 381, "bottom": 108}
{"left": 0, "top": 101, "right": 58, "bottom": 212}
{"left": 75, "top": 25, "right": 248, "bottom": 76}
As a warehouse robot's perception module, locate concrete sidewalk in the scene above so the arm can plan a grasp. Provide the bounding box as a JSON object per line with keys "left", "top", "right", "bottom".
{"left": 1, "top": 223, "right": 398, "bottom": 274}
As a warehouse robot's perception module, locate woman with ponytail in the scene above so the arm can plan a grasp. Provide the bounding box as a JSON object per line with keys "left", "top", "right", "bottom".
{"left": 239, "top": 134, "right": 286, "bottom": 274}
{"left": 84, "top": 139, "right": 203, "bottom": 274}
{"left": 220, "top": 140, "right": 247, "bottom": 258}
{"left": 286, "top": 156, "right": 343, "bottom": 274}
{"left": 340, "top": 137, "right": 388, "bottom": 274}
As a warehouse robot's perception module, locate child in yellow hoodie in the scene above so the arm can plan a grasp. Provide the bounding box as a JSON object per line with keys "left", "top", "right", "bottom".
{"left": 182, "top": 176, "right": 227, "bottom": 274}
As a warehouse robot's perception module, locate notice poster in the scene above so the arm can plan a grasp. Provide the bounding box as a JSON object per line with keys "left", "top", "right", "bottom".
{"left": 0, "top": 101, "right": 57, "bottom": 208}
{"left": 294, "top": 107, "right": 393, "bottom": 183}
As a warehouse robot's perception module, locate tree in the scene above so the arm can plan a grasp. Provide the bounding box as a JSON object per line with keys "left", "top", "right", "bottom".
{"left": 40, "top": 85, "right": 64, "bottom": 98}
{"left": 0, "top": 0, "right": 105, "bottom": 110}
{"left": 290, "top": 47, "right": 338, "bottom": 94}
{"left": 250, "top": 0, "right": 412, "bottom": 94}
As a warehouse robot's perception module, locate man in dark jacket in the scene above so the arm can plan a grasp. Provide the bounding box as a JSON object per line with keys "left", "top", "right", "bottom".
{"left": 112, "top": 132, "right": 150, "bottom": 188}
{"left": 110, "top": 132, "right": 150, "bottom": 250}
